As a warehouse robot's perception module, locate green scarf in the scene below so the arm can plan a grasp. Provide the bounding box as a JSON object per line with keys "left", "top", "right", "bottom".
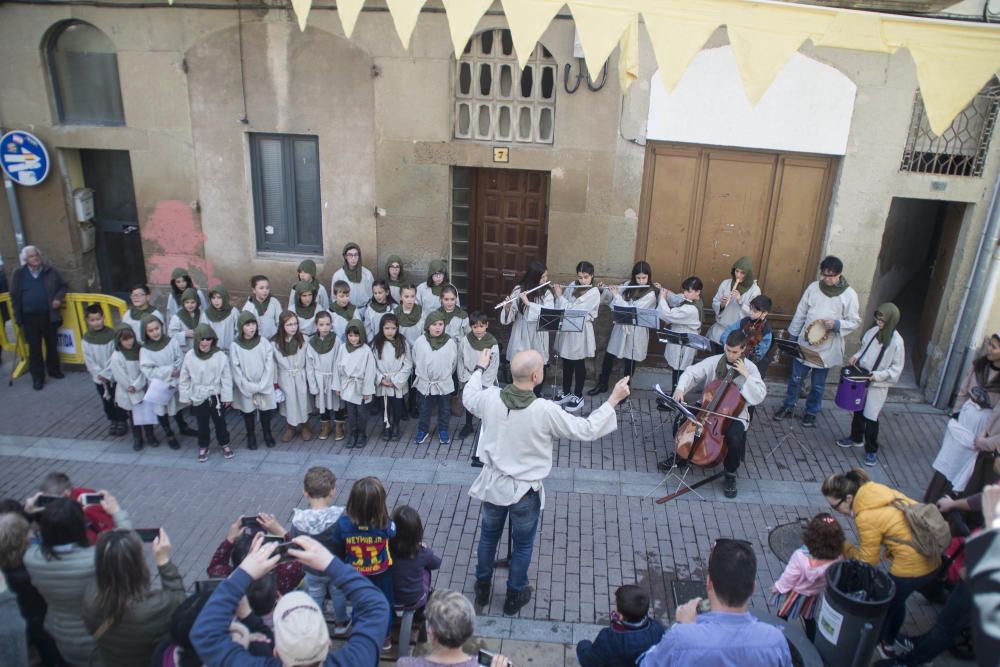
{"left": 248, "top": 294, "right": 275, "bottom": 316}
{"left": 293, "top": 281, "right": 318, "bottom": 319}
{"left": 234, "top": 311, "right": 261, "bottom": 351}
{"left": 310, "top": 331, "right": 336, "bottom": 355}
{"left": 395, "top": 304, "right": 423, "bottom": 328}
{"left": 140, "top": 314, "right": 169, "bottom": 352}
{"left": 684, "top": 298, "right": 705, "bottom": 324}
{"left": 875, "top": 302, "right": 900, "bottom": 346}
{"left": 423, "top": 311, "right": 450, "bottom": 350}
{"left": 331, "top": 301, "right": 356, "bottom": 322}
{"left": 205, "top": 285, "right": 233, "bottom": 323}
{"left": 345, "top": 319, "right": 367, "bottom": 352}
{"left": 731, "top": 256, "right": 755, "bottom": 295}
{"left": 129, "top": 303, "right": 154, "bottom": 322}
{"left": 715, "top": 355, "right": 732, "bottom": 380}
{"left": 385, "top": 254, "right": 405, "bottom": 289}
{"left": 368, "top": 299, "right": 391, "bottom": 315}
{"left": 342, "top": 242, "right": 363, "bottom": 283}
{"left": 466, "top": 331, "right": 498, "bottom": 351}
{"left": 819, "top": 275, "right": 850, "bottom": 298}
{"left": 500, "top": 384, "right": 536, "bottom": 410}
{"left": 177, "top": 288, "right": 202, "bottom": 330}
{"left": 170, "top": 267, "right": 192, "bottom": 298}
{"left": 83, "top": 324, "right": 115, "bottom": 345}
{"left": 297, "top": 259, "right": 321, "bottom": 294}
{"left": 193, "top": 324, "right": 221, "bottom": 360}
{"left": 427, "top": 259, "right": 447, "bottom": 297}
{"left": 441, "top": 306, "right": 468, "bottom": 328}
{"left": 277, "top": 334, "right": 301, "bottom": 356}
{"left": 114, "top": 323, "right": 140, "bottom": 361}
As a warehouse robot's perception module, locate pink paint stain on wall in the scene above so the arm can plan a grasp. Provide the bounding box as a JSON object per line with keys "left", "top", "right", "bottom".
{"left": 142, "top": 200, "right": 220, "bottom": 289}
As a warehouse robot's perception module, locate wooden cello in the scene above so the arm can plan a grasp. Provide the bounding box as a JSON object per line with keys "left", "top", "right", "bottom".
{"left": 656, "top": 363, "right": 747, "bottom": 503}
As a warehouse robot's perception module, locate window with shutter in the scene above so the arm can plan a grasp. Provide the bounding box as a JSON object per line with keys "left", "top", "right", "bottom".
{"left": 250, "top": 133, "right": 323, "bottom": 253}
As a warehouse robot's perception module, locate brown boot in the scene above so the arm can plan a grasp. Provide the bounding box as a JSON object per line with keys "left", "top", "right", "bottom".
{"left": 281, "top": 425, "right": 297, "bottom": 443}
{"left": 318, "top": 421, "right": 332, "bottom": 440}
{"left": 301, "top": 424, "right": 314, "bottom": 442}
{"left": 334, "top": 421, "right": 346, "bottom": 441}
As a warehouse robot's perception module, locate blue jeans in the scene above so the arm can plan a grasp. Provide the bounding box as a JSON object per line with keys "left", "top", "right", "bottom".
{"left": 884, "top": 570, "right": 938, "bottom": 644}
{"left": 304, "top": 572, "right": 348, "bottom": 624}
{"left": 782, "top": 357, "right": 829, "bottom": 416}
{"left": 475, "top": 490, "right": 541, "bottom": 593}
{"left": 418, "top": 392, "right": 449, "bottom": 433}
{"left": 903, "top": 580, "right": 971, "bottom": 664}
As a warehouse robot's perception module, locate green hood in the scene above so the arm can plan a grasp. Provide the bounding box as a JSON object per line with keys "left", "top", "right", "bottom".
{"left": 113, "top": 323, "right": 140, "bottom": 361}
{"left": 500, "top": 384, "right": 536, "bottom": 410}
{"left": 732, "top": 256, "right": 755, "bottom": 294}
{"left": 385, "top": 254, "right": 405, "bottom": 287}
{"left": 192, "top": 323, "right": 221, "bottom": 360}
{"left": 342, "top": 242, "right": 363, "bottom": 282}
{"left": 345, "top": 318, "right": 367, "bottom": 351}
{"left": 423, "top": 310, "right": 450, "bottom": 350}
{"left": 427, "top": 260, "right": 448, "bottom": 297}
{"left": 205, "top": 285, "right": 233, "bottom": 323}
{"left": 177, "top": 288, "right": 202, "bottom": 330}
{"left": 234, "top": 311, "right": 261, "bottom": 350}
{"left": 170, "top": 268, "right": 193, "bottom": 297}
{"left": 140, "top": 313, "right": 169, "bottom": 351}
{"left": 875, "top": 302, "right": 900, "bottom": 346}
{"left": 293, "top": 280, "right": 318, "bottom": 319}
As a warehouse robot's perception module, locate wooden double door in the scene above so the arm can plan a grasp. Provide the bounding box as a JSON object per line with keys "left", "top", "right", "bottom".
{"left": 470, "top": 168, "right": 549, "bottom": 312}
{"left": 637, "top": 143, "right": 837, "bottom": 330}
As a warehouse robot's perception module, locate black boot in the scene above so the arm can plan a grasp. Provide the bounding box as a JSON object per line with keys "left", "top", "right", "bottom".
{"left": 131, "top": 425, "right": 144, "bottom": 452}
{"left": 459, "top": 412, "right": 475, "bottom": 438}
{"left": 175, "top": 413, "right": 198, "bottom": 437}
{"left": 158, "top": 416, "right": 179, "bottom": 450}
{"left": 587, "top": 354, "right": 613, "bottom": 396}
{"left": 408, "top": 390, "right": 420, "bottom": 419}
{"left": 244, "top": 413, "right": 258, "bottom": 450}
{"left": 723, "top": 473, "right": 738, "bottom": 499}
{"left": 260, "top": 410, "right": 276, "bottom": 448}
{"left": 144, "top": 425, "right": 159, "bottom": 447}
{"left": 389, "top": 416, "right": 401, "bottom": 441}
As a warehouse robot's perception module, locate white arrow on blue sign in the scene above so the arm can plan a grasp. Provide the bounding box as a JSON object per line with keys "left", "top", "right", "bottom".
{"left": 1, "top": 130, "right": 50, "bottom": 186}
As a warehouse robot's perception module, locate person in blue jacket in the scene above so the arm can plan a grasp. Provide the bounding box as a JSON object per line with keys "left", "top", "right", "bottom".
{"left": 576, "top": 584, "right": 665, "bottom": 667}
{"left": 191, "top": 533, "right": 389, "bottom": 667}
{"left": 720, "top": 294, "right": 773, "bottom": 378}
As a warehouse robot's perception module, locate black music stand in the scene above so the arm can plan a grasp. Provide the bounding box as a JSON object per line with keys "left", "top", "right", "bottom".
{"left": 774, "top": 338, "right": 804, "bottom": 360}
{"left": 610, "top": 305, "right": 658, "bottom": 435}
{"left": 644, "top": 384, "right": 711, "bottom": 501}
{"left": 537, "top": 307, "right": 585, "bottom": 399}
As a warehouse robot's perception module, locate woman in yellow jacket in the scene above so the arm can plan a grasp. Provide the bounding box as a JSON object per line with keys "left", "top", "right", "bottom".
{"left": 822, "top": 468, "right": 940, "bottom": 661}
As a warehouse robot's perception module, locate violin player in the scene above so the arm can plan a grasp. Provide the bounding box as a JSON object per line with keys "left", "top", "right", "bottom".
{"left": 671, "top": 330, "right": 768, "bottom": 498}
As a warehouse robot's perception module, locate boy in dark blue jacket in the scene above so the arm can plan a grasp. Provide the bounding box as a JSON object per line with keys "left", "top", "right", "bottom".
{"left": 577, "top": 584, "right": 665, "bottom": 667}
{"left": 191, "top": 533, "right": 388, "bottom": 667}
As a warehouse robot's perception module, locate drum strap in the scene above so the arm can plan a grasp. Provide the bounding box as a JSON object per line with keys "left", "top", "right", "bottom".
{"left": 857, "top": 336, "right": 888, "bottom": 374}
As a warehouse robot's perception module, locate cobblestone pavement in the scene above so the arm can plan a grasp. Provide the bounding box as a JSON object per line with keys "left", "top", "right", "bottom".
{"left": 0, "top": 361, "right": 971, "bottom": 665}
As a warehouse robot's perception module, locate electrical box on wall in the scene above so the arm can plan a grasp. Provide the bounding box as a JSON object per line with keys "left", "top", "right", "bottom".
{"left": 72, "top": 188, "right": 95, "bottom": 223}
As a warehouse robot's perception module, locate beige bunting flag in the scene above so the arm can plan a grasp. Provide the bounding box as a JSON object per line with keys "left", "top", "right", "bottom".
{"left": 442, "top": 0, "right": 495, "bottom": 58}
{"left": 500, "top": 0, "right": 566, "bottom": 69}
{"left": 336, "top": 0, "right": 366, "bottom": 38}
{"left": 618, "top": 14, "right": 639, "bottom": 92}
{"left": 290, "top": 0, "right": 312, "bottom": 32}
{"left": 642, "top": 2, "right": 721, "bottom": 93}
{"left": 386, "top": 0, "right": 428, "bottom": 49}
{"left": 567, "top": 1, "right": 638, "bottom": 84}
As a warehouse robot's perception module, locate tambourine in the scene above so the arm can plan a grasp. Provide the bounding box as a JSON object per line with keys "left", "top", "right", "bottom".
{"left": 804, "top": 319, "right": 831, "bottom": 346}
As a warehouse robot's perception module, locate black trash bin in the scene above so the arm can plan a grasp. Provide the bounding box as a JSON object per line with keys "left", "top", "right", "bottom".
{"left": 813, "top": 559, "right": 895, "bottom": 667}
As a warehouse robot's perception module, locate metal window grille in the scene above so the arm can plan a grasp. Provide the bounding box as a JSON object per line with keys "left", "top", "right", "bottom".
{"left": 455, "top": 29, "right": 556, "bottom": 144}
{"left": 900, "top": 80, "right": 1000, "bottom": 177}
{"left": 249, "top": 133, "right": 323, "bottom": 254}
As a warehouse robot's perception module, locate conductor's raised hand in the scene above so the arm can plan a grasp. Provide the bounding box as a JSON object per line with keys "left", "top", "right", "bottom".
{"left": 609, "top": 376, "right": 630, "bottom": 407}
{"left": 477, "top": 348, "right": 492, "bottom": 369}
{"left": 288, "top": 535, "right": 334, "bottom": 572}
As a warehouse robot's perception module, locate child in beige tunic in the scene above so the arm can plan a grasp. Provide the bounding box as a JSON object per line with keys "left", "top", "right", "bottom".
{"left": 306, "top": 311, "right": 343, "bottom": 442}
{"left": 333, "top": 319, "right": 377, "bottom": 448}
{"left": 273, "top": 311, "right": 312, "bottom": 443}
{"left": 372, "top": 312, "right": 413, "bottom": 441}
{"left": 230, "top": 311, "right": 277, "bottom": 449}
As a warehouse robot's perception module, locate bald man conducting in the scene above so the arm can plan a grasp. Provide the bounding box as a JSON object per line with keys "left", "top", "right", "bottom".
{"left": 464, "top": 348, "right": 630, "bottom": 616}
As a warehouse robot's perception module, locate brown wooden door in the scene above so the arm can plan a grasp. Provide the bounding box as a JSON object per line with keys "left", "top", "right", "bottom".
{"left": 472, "top": 168, "right": 549, "bottom": 311}
{"left": 637, "top": 143, "right": 836, "bottom": 331}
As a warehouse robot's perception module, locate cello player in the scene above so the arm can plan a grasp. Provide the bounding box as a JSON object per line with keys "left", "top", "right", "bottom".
{"left": 671, "top": 330, "right": 767, "bottom": 499}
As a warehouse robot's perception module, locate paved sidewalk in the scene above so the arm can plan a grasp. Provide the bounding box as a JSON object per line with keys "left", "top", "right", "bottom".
{"left": 0, "top": 362, "right": 970, "bottom": 665}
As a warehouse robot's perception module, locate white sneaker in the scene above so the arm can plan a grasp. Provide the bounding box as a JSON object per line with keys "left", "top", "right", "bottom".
{"left": 556, "top": 392, "right": 574, "bottom": 406}
{"left": 563, "top": 395, "right": 584, "bottom": 412}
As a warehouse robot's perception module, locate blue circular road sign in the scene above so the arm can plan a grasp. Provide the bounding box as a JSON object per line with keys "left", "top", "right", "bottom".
{"left": 1, "top": 130, "right": 50, "bottom": 186}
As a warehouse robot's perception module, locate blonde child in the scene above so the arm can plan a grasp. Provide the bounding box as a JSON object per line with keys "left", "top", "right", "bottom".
{"left": 82, "top": 304, "right": 127, "bottom": 436}
{"left": 332, "top": 477, "right": 397, "bottom": 651}
{"left": 180, "top": 324, "right": 233, "bottom": 463}
{"left": 329, "top": 280, "right": 357, "bottom": 342}
{"left": 204, "top": 285, "right": 239, "bottom": 351}
{"left": 242, "top": 275, "right": 282, "bottom": 341}
{"left": 291, "top": 281, "right": 321, "bottom": 338}
{"left": 412, "top": 310, "right": 459, "bottom": 445}
{"left": 273, "top": 311, "right": 312, "bottom": 443}
{"left": 165, "top": 268, "right": 207, "bottom": 325}
{"left": 230, "top": 311, "right": 277, "bottom": 449}
{"left": 167, "top": 287, "right": 204, "bottom": 355}
{"left": 287, "top": 259, "right": 330, "bottom": 311}
{"left": 364, "top": 279, "right": 397, "bottom": 342}
{"left": 331, "top": 242, "right": 374, "bottom": 319}
{"left": 553, "top": 260, "right": 600, "bottom": 412}
{"left": 457, "top": 312, "right": 498, "bottom": 439}
{"left": 138, "top": 313, "right": 189, "bottom": 449}
{"left": 589, "top": 261, "right": 657, "bottom": 395}
{"left": 384, "top": 255, "right": 406, "bottom": 303}
{"left": 109, "top": 324, "right": 151, "bottom": 451}
{"left": 372, "top": 313, "right": 412, "bottom": 441}
{"left": 770, "top": 513, "right": 844, "bottom": 641}
{"left": 122, "top": 284, "right": 163, "bottom": 340}
{"left": 333, "top": 319, "right": 377, "bottom": 448}
{"left": 416, "top": 260, "right": 460, "bottom": 312}
{"left": 656, "top": 276, "right": 704, "bottom": 390}
{"left": 306, "top": 311, "right": 344, "bottom": 442}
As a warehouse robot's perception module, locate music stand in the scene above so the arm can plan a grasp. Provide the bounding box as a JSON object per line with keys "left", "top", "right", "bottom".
{"left": 537, "top": 308, "right": 585, "bottom": 399}
{"left": 643, "top": 384, "right": 711, "bottom": 501}
{"left": 684, "top": 333, "right": 722, "bottom": 354}
{"left": 610, "top": 305, "right": 659, "bottom": 435}
{"left": 774, "top": 338, "right": 804, "bottom": 359}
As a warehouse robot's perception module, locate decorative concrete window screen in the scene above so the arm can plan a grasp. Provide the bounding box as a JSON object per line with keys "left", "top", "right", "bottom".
{"left": 900, "top": 78, "right": 1000, "bottom": 178}
{"left": 455, "top": 29, "right": 556, "bottom": 144}
{"left": 47, "top": 21, "right": 125, "bottom": 126}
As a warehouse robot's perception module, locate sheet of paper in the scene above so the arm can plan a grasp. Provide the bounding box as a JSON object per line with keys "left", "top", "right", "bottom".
{"left": 131, "top": 400, "right": 158, "bottom": 426}
{"left": 143, "top": 378, "right": 175, "bottom": 406}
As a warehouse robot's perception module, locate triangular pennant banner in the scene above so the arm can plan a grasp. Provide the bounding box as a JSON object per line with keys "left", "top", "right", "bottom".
{"left": 337, "top": 0, "right": 366, "bottom": 38}
{"left": 567, "top": 1, "right": 638, "bottom": 83}
{"left": 812, "top": 10, "right": 893, "bottom": 54}
{"left": 290, "top": 0, "right": 312, "bottom": 32}
{"left": 500, "top": 0, "right": 565, "bottom": 69}
{"left": 443, "top": 0, "right": 494, "bottom": 58}
{"left": 618, "top": 14, "right": 639, "bottom": 92}
{"left": 642, "top": 5, "right": 721, "bottom": 93}
{"left": 386, "top": 0, "right": 428, "bottom": 50}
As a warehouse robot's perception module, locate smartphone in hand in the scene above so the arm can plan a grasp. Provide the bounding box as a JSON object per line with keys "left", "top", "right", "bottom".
{"left": 135, "top": 528, "right": 160, "bottom": 543}
{"left": 80, "top": 493, "right": 105, "bottom": 505}
{"left": 479, "top": 649, "right": 509, "bottom": 666}
{"left": 240, "top": 515, "right": 261, "bottom": 528}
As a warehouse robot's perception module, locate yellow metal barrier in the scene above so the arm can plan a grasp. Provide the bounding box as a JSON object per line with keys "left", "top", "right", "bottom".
{"left": 0, "top": 293, "right": 128, "bottom": 380}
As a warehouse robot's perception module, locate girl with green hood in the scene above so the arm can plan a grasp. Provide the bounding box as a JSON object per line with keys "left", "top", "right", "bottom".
{"left": 416, "top": 259, "right": 461, "bottom": 312}
{"left": 411, "top": 310, "right": 459, "bottom": 445}
{"left": 179, "top": 324, "right": 234, "bottom": 462}
{"left": 708, "top": 256, "right": 761, "bottom": 342}
{"left": 204, "top": 285, "right": 239, "bottom": 351}
{"left": 291, "top": 281, "right": 321, "bottom": 338}
{"left": 331, "top": 242, "right": 374, "bottom": 317}
{"left": 836, "top": 303, "right": 905, "bottom": 467}
{"left": 332, "top": 319, "right": 377, "bottom": 447}
{"left": 138, "top": 313, "right": 190, "bottom": 449}
{"left": 165, "top": 268, "right": 207, "bottom": 327}
{"left": 109, "top": 324, "right": 153, "bottom": 451}
{"left": 167, "top": 287, "right": 205, "bottom": 355}
{"left": 230, "top": 310, "right": 278, "bottom": 449}
{"left": 383, "top": 254, "right": 405, "bottom": 302}
{"left": 286, "top": 258, "right": 330, "bottom": 311}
